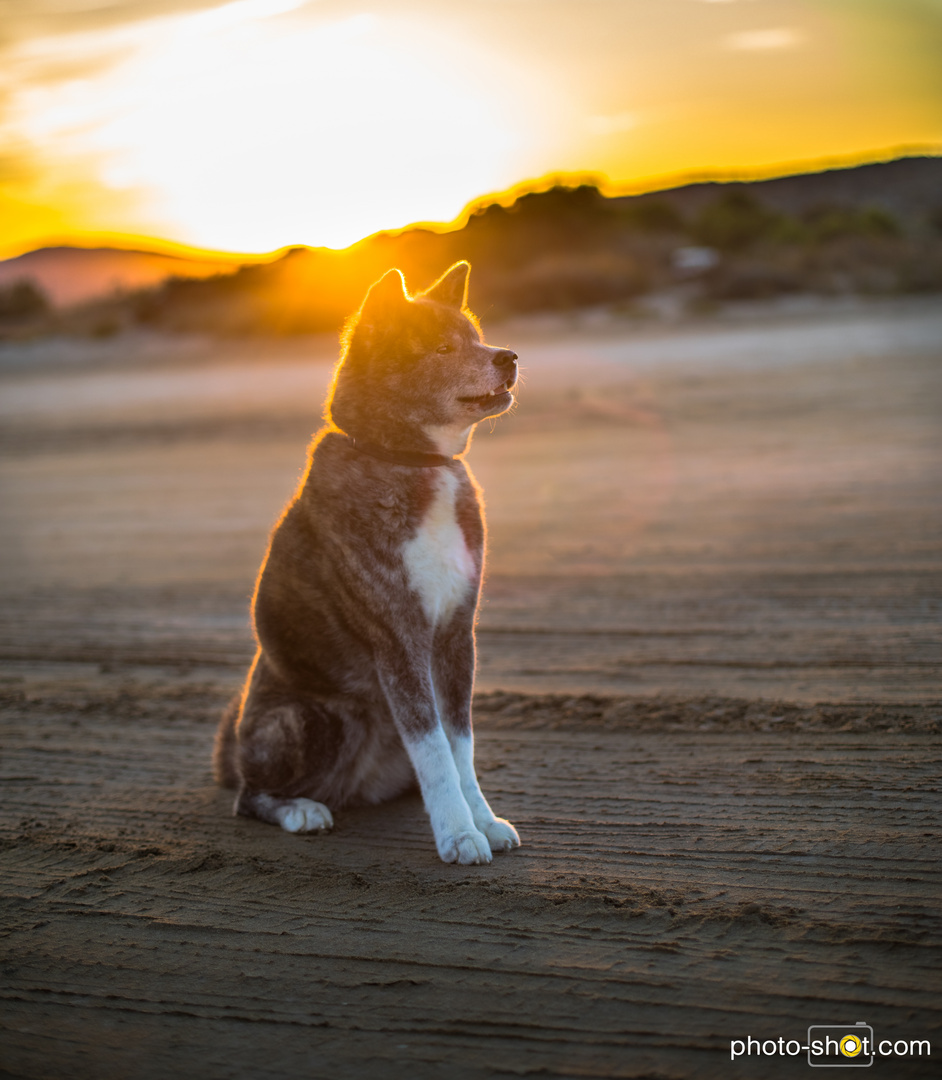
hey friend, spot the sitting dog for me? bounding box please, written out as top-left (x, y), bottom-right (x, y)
top-left (213, 261), bottom-right (520, 864)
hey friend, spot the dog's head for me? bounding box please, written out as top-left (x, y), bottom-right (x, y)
top-left (328, 262), bottom-right (517, 455)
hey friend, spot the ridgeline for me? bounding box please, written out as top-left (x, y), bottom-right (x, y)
top-left (2, 155), bottom-right (941, 339)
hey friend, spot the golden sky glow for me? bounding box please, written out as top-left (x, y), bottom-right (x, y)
top-left (1, 0), bottom-right (940, 259)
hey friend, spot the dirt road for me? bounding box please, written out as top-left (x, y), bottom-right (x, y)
top-left (1, 299), bottom-right (940, 1077)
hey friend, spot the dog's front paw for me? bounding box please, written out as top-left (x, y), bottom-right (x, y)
top-left (482, 817), bottom-right (520, 852)
top-left (438, 828), bottom-right (492, 865)
top-left (274, 798), bottom-right (333, 834)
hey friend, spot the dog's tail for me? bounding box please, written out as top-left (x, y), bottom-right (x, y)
top-left (212, 695), bottom-right (241, 789)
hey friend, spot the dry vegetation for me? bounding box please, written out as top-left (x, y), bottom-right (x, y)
top-left (2, 157), bottom-right (941, 341)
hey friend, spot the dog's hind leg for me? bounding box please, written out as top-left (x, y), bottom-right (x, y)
top-left (235, 789), bottom-right (333, 833)
top-left (212, 694), bottom-right (241, 789)
top-left (233, 684), bottom-right (340, 835)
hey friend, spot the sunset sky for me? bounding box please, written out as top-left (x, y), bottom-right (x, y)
top-left (1, 0), bottom-right (940, 259)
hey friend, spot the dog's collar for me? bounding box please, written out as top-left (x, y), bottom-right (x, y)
top-left (342, 433), bottom-right (455, 468)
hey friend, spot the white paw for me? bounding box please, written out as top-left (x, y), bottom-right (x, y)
top-left (481, 817), bottom-right (520, 852)
top-left (275, 798), bottom-right (333, 834)
top-left (438, 828), bottom-right (492, 865)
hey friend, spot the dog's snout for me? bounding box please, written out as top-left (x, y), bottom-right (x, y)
top-left (492, 349), bottom-right (518, 369)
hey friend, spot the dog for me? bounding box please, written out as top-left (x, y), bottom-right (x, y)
top-left (213, 261), bottom-right (520, 865)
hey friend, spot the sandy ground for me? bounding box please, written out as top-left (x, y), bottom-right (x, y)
top-left (1, 298), bottom-right (940, 1078)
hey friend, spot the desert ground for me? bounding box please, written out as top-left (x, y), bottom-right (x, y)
top-left (1, 297), bottom-right (940, 1078)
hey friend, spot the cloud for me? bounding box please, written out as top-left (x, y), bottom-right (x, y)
top-left (726, 28), bottom-right (801, 51)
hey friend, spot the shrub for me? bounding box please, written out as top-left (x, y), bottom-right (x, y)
top-left (495, 253), bottom-right (648, 312)
top-left (803, 204), bottom-right (900, 242)
top-left (0, 279), bottom-right (49, 322)
top-left (620, 198), bottom-right (686, 234)
top-left (692, 189), bottom-right (785, 251)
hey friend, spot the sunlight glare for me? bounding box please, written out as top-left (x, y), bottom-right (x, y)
top-left (7, 3), bottom-right (543, 253)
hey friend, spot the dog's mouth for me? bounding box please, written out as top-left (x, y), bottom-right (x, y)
top-left (457, 378), bottom-right (516, 408)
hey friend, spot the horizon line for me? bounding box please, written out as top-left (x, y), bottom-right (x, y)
top-left (4, 142), bottom-right (939, 265)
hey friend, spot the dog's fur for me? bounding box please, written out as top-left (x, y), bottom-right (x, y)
top-left (213, 261), bottom-right (520, 864)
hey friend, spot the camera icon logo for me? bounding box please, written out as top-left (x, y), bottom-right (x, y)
top-left (808, 1023), bottom-right (874, 1067)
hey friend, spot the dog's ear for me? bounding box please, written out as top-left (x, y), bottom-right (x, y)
top-left (360, 268), bottom-right (409, 321)
top-left (422, 261), bottom-right (470, 309)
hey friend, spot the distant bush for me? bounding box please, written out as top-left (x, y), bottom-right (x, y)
top-left (492, 253), bottom-right (648, 312)
top-left (802, 204), bottom-right (900, 242)
top-left (462, 183), bottom-right (613, 268)
top-left (619, 198), bottom-right (686, 234)
top-left (692, 189), bottom-right (786, 251)
top-left (505, 184), bottom-right (609, 226)
top-left (0, 279), bottom-right (49, 322)
top-left (89, 316), bottom-right (121, 339)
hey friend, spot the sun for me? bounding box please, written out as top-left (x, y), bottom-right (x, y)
top-left (7, 1), bottom-right (548, 254)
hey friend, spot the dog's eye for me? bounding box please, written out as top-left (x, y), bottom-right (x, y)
top-left (436, 344), bottom-right (452, 354)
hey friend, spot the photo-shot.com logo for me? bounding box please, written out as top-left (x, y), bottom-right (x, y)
top-left (731, 1021), bottom-right (931, 1066)
top-left (807, 1024), bottom-right (874, 1067)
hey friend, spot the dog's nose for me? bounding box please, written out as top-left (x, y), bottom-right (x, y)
top-left (492, 350), bottom-right (518, 369)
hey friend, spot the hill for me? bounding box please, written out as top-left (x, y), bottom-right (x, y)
top-left (1, 155), bottom-right (940, 338)
top-left (615, 155), bottom-right (942, 221)
top-left (0, 246), bottom-right (251, 308)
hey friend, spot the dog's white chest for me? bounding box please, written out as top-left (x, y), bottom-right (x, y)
top-left (402, 470), bottom-right (476, 626)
